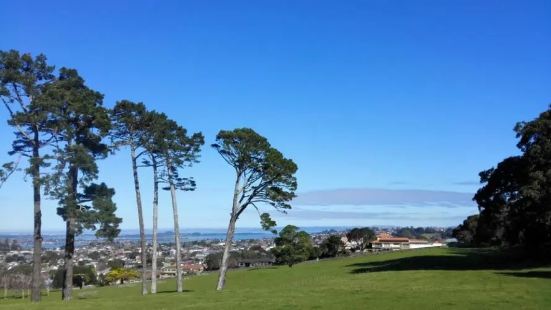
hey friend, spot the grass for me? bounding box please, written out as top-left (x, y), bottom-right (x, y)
top-left (1, 247), bottom-right (551, 309)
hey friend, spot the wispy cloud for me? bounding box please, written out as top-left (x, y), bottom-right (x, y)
top-left (452, 181), bottom-right (480, 186)
top-left (388, 181), bottom-right (409, 186)
top-left (288, 208), bottom-right (468, 221)
top-left (293, 188), bottom-right (474, 207)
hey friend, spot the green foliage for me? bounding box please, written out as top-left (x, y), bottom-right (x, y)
top-left (52, 266), bottom-right (98, 289)
top-left (141, 111), bottom-right (204, 191)
top-left (107, 259), bottom-right (125, 270)
top-left (84, 183), bottom-right (122, 240)
top-left (204, 252), bottom-right (239, 271)
top-left (0, 50), bottom-right (56, 173)
top-left (212, 128), bottom-right (298, 225)
top-left (453, 215), bottom-right (479, 245)
top-left (272, 225), bottom-right (314, 267)
top-left (40, 68), bottom-right (121, 239)
top-left (320, 235), bottom-right (344, 258)
top-left (461, 105), bottom-right (551, 252)
top-left (205, 249), bottom-right (274, 271)
top-left (260, 213), bottom-right (277, 234)
top-left (0, 50), bottom-right (57, 301)
top-left (0, 162), bottom-right (17, 189)
top-left (346, 227), bottom-right (376, 251)
top-left (110, 100), bottom-right (149, 150)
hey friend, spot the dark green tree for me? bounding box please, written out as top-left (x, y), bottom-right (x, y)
top-left (204, 252), bottom-right (239, 271)
top-left (0, 49), bottom-right (55, 302)
top-left (271, 225), bottom-right (313, 267)
top-left (464, 104), bottom-right (551, 253)
top-left (346, 227), bottom-right (376, 251)
top-left (107, 259), bottom-right (125, 269)
top-left (320, 235), bottom-right (344, 258)
top-left (452, 214), bottom-right (479, 245)
top-left (512, 105), bottom-right (551, 251)
top-left (52, 265), bottom-right (98, 289)
top-left (473, 156), bottom-right (528, 246)
top-left (212, 128), bottom-right (298, 290)
top-left (41, 68), bottom-right (121, 300)
top-left (110, 100), bottom-right (150, 295)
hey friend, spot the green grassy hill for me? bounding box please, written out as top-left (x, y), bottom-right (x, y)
top-left (2, 247), bottom-right (550, 309)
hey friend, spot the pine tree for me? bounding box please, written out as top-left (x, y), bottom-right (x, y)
top-left (155, 116), bottom-right (203, 293)
top-left (41, 68), bottom-right (121, 300)
top-left (0, 50), bottom-right (55, 302)
top-left (110, 100), bottom-right (150, 295)
top-left (212, 128), bottom-right (297, 290)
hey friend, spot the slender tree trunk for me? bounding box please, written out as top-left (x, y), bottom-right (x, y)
top-left (62, 216), bottom-right (76, 301)
top-left (216, 214), bottom-right (237, 291)
top-left (167, 159), bottom-right (183, 293)
top-left (62, 166), bottom-right (77, 301)
top-left (31, 129), bottom-right (42, 302)
top-left (151, 159), bottom-right (159, 294)
top-left (216, 175), bottom-right (241, 291)
top-left (3, 278), bottom-right (7, 299)
top-left (130, 147), bottom-right (148, 295)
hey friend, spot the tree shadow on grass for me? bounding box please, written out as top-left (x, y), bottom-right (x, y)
top-left (497, 271), bottom-right (551, 279)
top-left (347, 248), bottom-right (550, 275)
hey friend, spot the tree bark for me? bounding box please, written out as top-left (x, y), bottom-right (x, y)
top-left (151, 159), bottom-right (159, 294)
top-left (62, 216), bottom-right (76, 301)
top-left (62, 166), bottom-right (78, 301)
top-left (130, 147), bottom-right (148, 295)
top-left (31, 129), bottom-right (42, 302)
top-left (167, 159), bottom-right (183, 293)
top-left (216, 175), bottom-right (241, 291)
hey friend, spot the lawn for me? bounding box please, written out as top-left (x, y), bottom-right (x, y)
top-left (1, 247), bottom-right (550, 309)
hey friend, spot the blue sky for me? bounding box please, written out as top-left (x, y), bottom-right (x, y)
top-left (0, 0), bottom-right (550, 231)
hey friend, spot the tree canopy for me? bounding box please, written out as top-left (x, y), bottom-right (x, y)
top-left (212, 128), bottom-right (298, 225)
top-left (320, 235), bottom-right (344, 258)
top-left (346, 227), bottom-right (376, 251)
top-left (456, 105), bottom-right (551, 253)
top-left (213, 128), bottom-right (298, 290)
top-left (272, 225), bottom-right (314, 267)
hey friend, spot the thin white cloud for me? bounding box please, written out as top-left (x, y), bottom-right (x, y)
top-left (293, 188), bottom-right (474, 207)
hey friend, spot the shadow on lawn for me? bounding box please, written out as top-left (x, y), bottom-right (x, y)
top-left (498, 271), bottom-right (551, 279)
top-left (347, 248), bottom-right (551, 279)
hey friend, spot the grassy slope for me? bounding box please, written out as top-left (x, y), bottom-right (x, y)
top-left (1, 247), bottom-right (550, 309)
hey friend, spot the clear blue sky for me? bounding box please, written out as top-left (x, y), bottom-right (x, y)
top-left (0, 0), bottom-right (550, 231)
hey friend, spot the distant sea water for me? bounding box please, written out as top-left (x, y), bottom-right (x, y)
top-left (0, 226), bottom-right (356, 250)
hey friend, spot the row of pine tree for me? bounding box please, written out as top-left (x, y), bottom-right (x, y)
top-left (0, 50), bottom-right (298, 302)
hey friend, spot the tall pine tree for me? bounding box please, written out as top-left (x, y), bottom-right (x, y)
top-left (110, 100), bottom-right (150, 295)
top-left (41, 68), bottom-right (121, 300)
top-left (0, 50), bottom-right (55, 302)
top-left (156, 117), bottom-right (203, 293)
